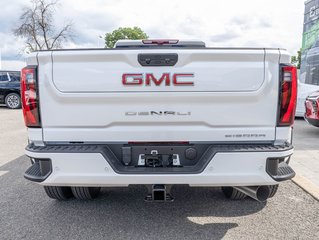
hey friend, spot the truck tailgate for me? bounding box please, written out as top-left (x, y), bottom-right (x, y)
top-left (37, 49), bottom-right (281, 142)
top-left (52, 50), bottom-right (264, 92)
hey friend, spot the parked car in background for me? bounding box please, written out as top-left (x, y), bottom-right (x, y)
top-left (0, 70), bottom-right (21, 109)
top-left (296, 79), bottom-right (319, 117)
top-left (305, 91), bottom-right (319, 127)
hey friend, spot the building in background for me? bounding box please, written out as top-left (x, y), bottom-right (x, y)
top-left (297, 0), bottom-right (319, 116)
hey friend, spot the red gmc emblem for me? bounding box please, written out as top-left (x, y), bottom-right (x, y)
top-left (122, 73), bottom-right (194, 86)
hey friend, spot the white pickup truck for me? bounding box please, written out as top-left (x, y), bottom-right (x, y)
top-left (22, 40), bottom-right (297, 202)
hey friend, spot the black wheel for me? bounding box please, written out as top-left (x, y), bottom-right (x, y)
top-left (44, 186), bottom-right (73, 200)
top-left (5, 93), bottom-right (21, 109)
top-left (222, 187), bottom-right (246, 200)
top-left (268, 185), bottom-right (279, 198)
top-left (71, 187), bottom-right (101, 200)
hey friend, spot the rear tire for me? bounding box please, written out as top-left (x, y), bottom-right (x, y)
top-left (221, 187), bottom-right (246, 200)
top-left (5, 93), bottom-right (21, 109)
top-left (268, 184), bottom-right (279, 198)
top-left (71, 187), bottom-right (101, 200)
top-left (44, 186), bottom-right (73, 200)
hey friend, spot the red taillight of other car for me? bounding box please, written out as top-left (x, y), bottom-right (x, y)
top-left (21, 66), bottom-right (41, 127)
top-left (278, 65), bottom-right (297, 126)
top-left (305, 92), bottom-right (319, 119)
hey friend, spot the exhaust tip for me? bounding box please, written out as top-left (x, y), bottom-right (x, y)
top-left (234, 186), bottom-right (271, 202)
top-left (256, 186), bottom-right (270, 202)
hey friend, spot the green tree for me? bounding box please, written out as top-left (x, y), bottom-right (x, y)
top-left (104, 27), bottom-right (148, 48)
top-left (291, 49), bottom-right (301, 69)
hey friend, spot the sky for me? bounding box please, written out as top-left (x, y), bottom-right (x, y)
top-left (0, 0), bottom-right (305, 70)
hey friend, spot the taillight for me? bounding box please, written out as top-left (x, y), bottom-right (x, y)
top-left (278, 65), bottom-right (297, 126)
top-left (305, 100), bottom-right (313, 117)
top-left (21, 66), bottom-right (41, 127)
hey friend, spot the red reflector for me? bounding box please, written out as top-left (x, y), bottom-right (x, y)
top-left (278, 65), bottom-right (297, 126)
top-left (21, 66), bottom-right (41, 127)
top-left (142, 39), bottom-right (179, 45)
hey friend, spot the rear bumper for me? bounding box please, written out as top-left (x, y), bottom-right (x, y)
top-left (24, 143), bottom-right (295, 187)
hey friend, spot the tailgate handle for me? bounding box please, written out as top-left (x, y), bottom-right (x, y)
top-left (138, 54), bottom-right (178, 66)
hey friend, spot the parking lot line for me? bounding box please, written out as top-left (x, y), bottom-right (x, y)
top-left (293, 174), bottom-right (319, 201)
top-left (0, 171), bottom-right (9, 177)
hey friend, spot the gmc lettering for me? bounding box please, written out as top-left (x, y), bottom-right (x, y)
top-left (122, 73), bottom-right (194, 86)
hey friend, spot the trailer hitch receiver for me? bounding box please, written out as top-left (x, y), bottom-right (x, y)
top-left (144, 184), bottom-right (174, 202)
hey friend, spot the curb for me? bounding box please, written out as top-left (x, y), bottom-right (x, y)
top-left (292, 174), bottom-right (319, 201)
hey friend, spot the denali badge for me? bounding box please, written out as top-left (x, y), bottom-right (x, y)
top-left (122, 73), bottom-right (194, 86)
top-left (125, 111), bottom-right (191, 116)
